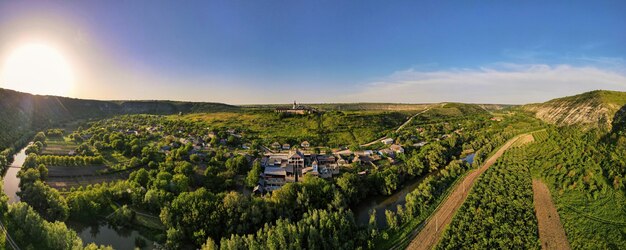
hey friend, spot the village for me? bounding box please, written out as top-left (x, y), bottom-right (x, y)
top-left (256, 137), bottom-right (407, 193)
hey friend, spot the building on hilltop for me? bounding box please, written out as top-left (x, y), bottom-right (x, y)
top-left (275, 101), bottom-right (317, 115)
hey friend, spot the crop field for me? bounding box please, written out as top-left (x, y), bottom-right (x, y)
top-left (532, 130), bottom-right (549, 142)
top-left (47, 165), bottom-right (107, 177)
top-left (511, 134), bottom-right (535, 147)
top-left (42, 137), bottom-right (77, 155)
top-left (46, 170), bottom-right (131, 190)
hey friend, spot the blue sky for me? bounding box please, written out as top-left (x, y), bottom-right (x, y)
top-left (0, 1), bottom-right (625, 104)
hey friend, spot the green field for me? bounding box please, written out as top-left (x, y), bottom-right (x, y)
top-left (180, 110), bottom-right (417, 147)
top-left (42, 137), bottom-right (77, 155)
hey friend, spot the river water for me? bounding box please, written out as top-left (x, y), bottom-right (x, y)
top-left (2, 146), bottom-right (156, 249)
top-left (68, 221), bottom-right (156, 250)
top-left (353, 173), bottom-right (434, 228)
top-left (3, 146), bottom-right (27, 203)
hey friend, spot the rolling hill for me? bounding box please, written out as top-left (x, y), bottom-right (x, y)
top-left (0, 88), bottom-right (239, 150)
top-left (523, 90), bottom-right (626, 129)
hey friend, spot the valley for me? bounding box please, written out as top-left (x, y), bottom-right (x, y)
top-left (0, 89), bottom-right (625, 250)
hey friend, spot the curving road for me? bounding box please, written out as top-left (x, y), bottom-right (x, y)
top-left (406, 132), bottom-right (531, 250)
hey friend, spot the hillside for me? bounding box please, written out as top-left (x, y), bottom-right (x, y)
top-left (243, 103), bottom-right (432, 111)
top-left (523, 90), bottom-right (626, 129)
top-left (0, 88), bottom-right (239, 150)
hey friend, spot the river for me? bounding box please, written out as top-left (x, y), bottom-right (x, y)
top-left (353, 173), bottom-right (434, 228)
top-left (3, 146), bottom-right (27, 203)
top-left (2, 146), bottom-right (157, 249)
top-left (68, 221), bottom-right (156, 250)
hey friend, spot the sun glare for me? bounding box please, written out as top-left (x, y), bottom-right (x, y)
top-left (1, 43), bottom-right (74, 96)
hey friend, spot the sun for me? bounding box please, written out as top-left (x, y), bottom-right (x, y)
top-left (1, 43), bottom-right (74, 96)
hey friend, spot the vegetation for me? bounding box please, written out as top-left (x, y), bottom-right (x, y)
top-left (2, 89), bottom-right (626, 249)
top-left (183, 109), bottom-right (412, 147)
top-left (520, 128), bottom-right (626, 249)
top-left (436, 150), bottom-right (540, 249)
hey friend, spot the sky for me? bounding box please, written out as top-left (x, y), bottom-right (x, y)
top-left (0, 0), bottom-right (625, 104)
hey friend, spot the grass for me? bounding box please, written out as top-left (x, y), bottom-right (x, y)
top-left (179, 110), bottom-right (416, 147)
top-left (135, 213), bottom-right (165, 230)
top-left (553, 188), bottom-right (626, 249)
top-left (101, 150), bottom-right (131, 169)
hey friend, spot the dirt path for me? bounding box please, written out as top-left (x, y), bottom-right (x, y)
top-left (406, 133), bottom-right (527, 250)
top-left (532, 180), bottom-right (571, 250)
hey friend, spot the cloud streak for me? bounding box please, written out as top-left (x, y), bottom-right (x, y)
top-left (340, 64), bottom-right (626, 104)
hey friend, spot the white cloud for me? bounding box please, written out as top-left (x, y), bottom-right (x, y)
top-left (339, 64), bottom-right (626, 104)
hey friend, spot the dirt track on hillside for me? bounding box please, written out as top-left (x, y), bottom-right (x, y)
top-left (532, 179), bottom-right (571, 250)
top-left (406, 133), bottom-right (526, 250)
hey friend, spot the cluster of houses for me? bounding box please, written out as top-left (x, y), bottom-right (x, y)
top-left (257, 150), bottom-right (342, 193)
top-left (271, 140), bottom-right (310, 151)
top-left (159, 128), bottom-right (244, 154)
top-left (255, 139), bottom-right (407, 193)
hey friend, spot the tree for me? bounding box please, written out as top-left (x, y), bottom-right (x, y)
top-left (161, 188), bottom-right (223, 246)
top-left (190, 154), bottom-right (201, 163)
top-left (201, 237), bottom-right (218, 250)
top-left (245, 161), bottom-right (262, 188)
top-left (33, 132), bottom-right (46, 143)
top-left (385, 209), bottom-right (398, 231)
top-left (130, 168), bottom-right (150, 187)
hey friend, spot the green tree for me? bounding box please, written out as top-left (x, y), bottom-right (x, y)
top-left (245, 161), bottom-right (262, 188)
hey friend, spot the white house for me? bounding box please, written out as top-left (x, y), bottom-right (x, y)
top-left (390, 144), bottom-right (405, 154)
top-left (381, 138), bottom-right (394, 145)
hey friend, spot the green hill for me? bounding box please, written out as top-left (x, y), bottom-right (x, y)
top-left (523, 90), bottom-right (626, 129)
top-left (0, 88), bottom-right (239, 150)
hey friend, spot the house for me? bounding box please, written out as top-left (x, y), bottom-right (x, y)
top-left (302, 161), bottom-right (333, 179)
top-left (242, 144), bottom-right (251, 150)
top-left (301, 141), bottom-right (310, 148)
top-left (357, 150), bottom-right (374, 156)
top-left (286, 150), bottom-right (305, 181)
top-left (390, 144), bottom-right (405, 154)
top-left (378, 148), bottom-right (395, 157)
top-left (381, 138), bottom-right (394, 145)
top-left (413, 141), bottom-right (427, 147)
top-left (336, 156), bottom-right (349, 166)
top-left (282, 143), bottom-right (291, 150)
top-left (353, 154), bottom-right (372, 164)
top-left (490, 117), bottom-right (503, 122)
top-left (263, 167), bottom-right (287, 192)
top-left (370, 154), bottom-right (382, 161)
top-left (271, 142), bottom-right (281, 149)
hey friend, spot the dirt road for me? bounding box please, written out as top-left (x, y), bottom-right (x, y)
top-left (532, 179), bottom-right (571, 250)
top-left (406, 133), bottom-right (527, 250)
